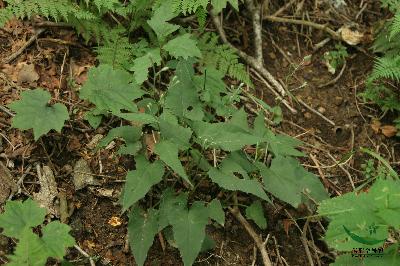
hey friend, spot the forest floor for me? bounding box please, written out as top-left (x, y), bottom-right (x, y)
top-left (0, 1), bottom-right (399, 265)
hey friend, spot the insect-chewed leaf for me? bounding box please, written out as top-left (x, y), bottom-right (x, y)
top-left (164, 33), bottom-right (202, 59)
top-left (0, 199), bottom-right (46, 238)
top-left (79, 64), bottom-right (144, 113)
top-left (245, 201), bottom-right (267, 229)
top-left (258, 156), bottom-right (328, 208)
top-left (121, 156), bottom-right (164, 211)
top-left (8, 89), bottom-right (69, 140)
top-left (128, 207), bottom-right (160, 266)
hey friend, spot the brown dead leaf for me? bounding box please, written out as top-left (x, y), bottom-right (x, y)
top-left (370, 119), bottom-right (381, 134)
top-left (144, 132), bottom-right (160, 158)
top-left (17, 63), bottom-right (39, 85)
top-left (340, 25), bottom-right (364, 46)
top-left (381, 125), bottom-right (397, 138)
top-left (282, 219), bottom-right (295, 236)
top-left (33, 165), bottom-right (58, 215)
top-left (71, 62), bottom-right (91, 85)
top-left (0, 162), bottom-right (17, 204)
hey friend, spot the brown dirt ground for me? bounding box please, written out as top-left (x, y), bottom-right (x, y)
top-left (0, 1), bottom-right (399, 266)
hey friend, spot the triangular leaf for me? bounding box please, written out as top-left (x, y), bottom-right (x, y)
top-left (258, 156), bottom-right (328, 208)
top-left (128, 207), bottom-right (160, 266)
top-left (170, 201), bottom-right (209, 266)
top-left (131, 48), bottom-right (162, 84)
top-left (207, 199), bottom-right (225, 226)
top-left (147, 2), bottom-right (179, 41)
top-left (154, 140), bottom-right (192, 186)
top-left (97, 125), bottom-right (143, 155)
top-left (246, 201), bottom-right (267, 229)
top-left (8, 89), bottom-right (69, 140)
top-left (121, 156), bottom-right (164, 211)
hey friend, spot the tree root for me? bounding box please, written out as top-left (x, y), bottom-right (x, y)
top-left (229, 207), bottom-right (273, 266)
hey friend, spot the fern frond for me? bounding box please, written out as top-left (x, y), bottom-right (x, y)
top-left (198, 32), bottom-right (252, 86)
top-left (370, 56), bottom-right (400, 82)
top-left (390, 12), bottom-right (400, 38)
top-left (173, 0), bottom-right (209, 15)
top-left (2, 0), bottom-right (94, 22)
top-left (381, 0), bottom-right (400, 12)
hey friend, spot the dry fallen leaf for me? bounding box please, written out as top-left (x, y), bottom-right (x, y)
top-left (340, 25), bottom-right (364, 46)
top-left (33, 165), bottom-right (58, 215)
top-left (370, 119), bottom-right (381, 134)
top-left (282, 219), bottom-right (295, 236)
top-left (381, 125), bottom-right (397, 138)
top-left (17, 63), bottom-right (39, 85)
top-left (108, 216), bottom-right (122, 227)
top-left (0, 161), bottom-right (17, 204)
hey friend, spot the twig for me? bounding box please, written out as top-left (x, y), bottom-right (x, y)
top-left (1, 28), bottom-right (45, 64)
top-left (327, 152), bottom-right (355, 190)
top-left (74, 244), bottom-right (96, 266)
top-left (263, 15), bottom-right (341, 40)
top-left (296, 98), bottom-right (336, 126)
top-left (228, 207), bottom-right (272, 266)
top-left (250, 69), bottom-right (297, 114)
top-left (301, 218), bottom-right (315, 266)
top-left (245, 0), bottom-right (263, 65)
top-left (272, 0), bottom-right (298, 17)
top-left (317, 61), bottom-right (347, 88)
top-left (0, 105), bottom-right (15, 117)
top-left (210, 10), bottom-right (296, 113)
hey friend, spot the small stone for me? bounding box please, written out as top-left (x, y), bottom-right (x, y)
top-left (304, 112), bottom-right (312, 119)
top-left (318, 106), bottom-right (326, 114)
top-left (269, 52), bottom-right (276, 60)
top-left (334, 96), bottom-right (343, 106)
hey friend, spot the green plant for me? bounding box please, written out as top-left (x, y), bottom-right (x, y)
top-left (0, 199), bottom-right (75, 265)
top-left (323, 43), bottom-right (348, 74)
top-left (317, 149), bottom-right (400, 265)
top-left (3, 1), bottom-right (331, 265)
top-left (362, 0), bottom-right (400, 128)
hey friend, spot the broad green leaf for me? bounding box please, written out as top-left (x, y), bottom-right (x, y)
top-left (190, 149), bottom-right (212, 171)
top-left (7, 228), bottom-right (45, 266)
top-left (41, 221), bottom-right (75, 259)
top-left (121, 156), bottom-right (164, 211)
top-left (131, 48), bottom-right (161, 84)
top-left (207, 199), bottom-right (225, 226)
top-left (246, 201), bottom-right (267, 229)
top-left (158, 189), bottom-right (188, 230)
top-left (164, 34), bottom-right (202, 59)
top-left (192, 121), bottom-right (264, 151)
top-left (318, 179), bottom-right (400, 251)
top-left (116, 112), bottom-right (158, 124)
top-left (253, 114), bottom-right (304, 157)
top-left (0, 199), bottom-right (46, 238)
top-left (8, 89), bottom-right (69, 140)
top-left (200, 234), bottom-right (216, 252)
top-left (211, 0), bottom-right (239, 14)
top-left (208, 167), bottom-right (270, 202)
top-left (258, 156), bottom-right (328, 208)
top-left (79, 65), bottom-right (144, 113)
top-left (228, 108), bottom-right (251, 132)
top-left (159, 112), bottom-right (192, 149)
top-left (169, 201), bottom-right (209, 266)
top-left (128, 208), bottom-right (160, 266)
top-left (164, 60), bottom-right (204, 121)
top-left (147, 2), bottom-right (179, 41)
top-left (98, 126), bottom-right (143, 155)
top-left (154, 140), bottom-right (192, 186)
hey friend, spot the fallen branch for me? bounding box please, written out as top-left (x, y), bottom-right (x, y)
top-left (263, 15), bottom-right (341, 40)
top-left (211, 9), bottom-right (297, 114)
top-left (296, 98), bottom-right (336, 126)
top-left (228, 207), bottom-right (272, 266)
top-left (245, 0), bottom-right (263, 64)
top-left (317, 61), bottom-right (347, 88)
top-left (1, 28), bottom-right (45, 65)
top-left (272, 0), bottom-right (298, 17)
